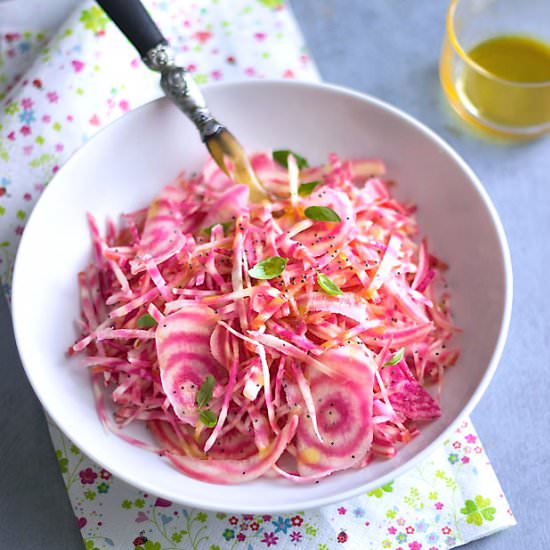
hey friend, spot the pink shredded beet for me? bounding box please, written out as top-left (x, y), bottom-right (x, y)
top-left (72, 151), bottom-right (459, 484)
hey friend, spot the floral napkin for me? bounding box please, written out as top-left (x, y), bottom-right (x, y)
top-left (0, 1), bottom-right (515, 548)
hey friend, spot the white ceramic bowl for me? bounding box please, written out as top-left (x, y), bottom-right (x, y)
top-left (12, 80), bottom-right (512, 512)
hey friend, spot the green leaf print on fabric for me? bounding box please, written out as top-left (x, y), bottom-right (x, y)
top-left (460, 495), bottom-right (497, 526)
top-left (257, 0), bottom-right (285, 8)
top-left (55, 450), bottom-right (68, 473)
top-left (305, 523), bottom-right (317, 536)
top-left (79, 6), bottom-right (110, 34)
top-left (367, 481), bottom-right (394, 498)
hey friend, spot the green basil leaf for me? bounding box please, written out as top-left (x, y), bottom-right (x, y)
top-left (248, 256), bottom-right (288, 280)
top-left (202, 221), bottom-right (232, 238)
top-left (199, 409), bottom-right (218, 428)
top-left (304, 206), bottom-right (341, 222)
top-left (298, 180), bottom-right (323, 197)
top-left (196, 375), bottom-right (215, 408)
top-left (136, 313), bottom-right (157, 329)
top-left (317, 273), bottom-right (343, 296)
top-left (272, 149), bottom-right (309, 170)
top-left (383, 348), bottom-right (405, 367)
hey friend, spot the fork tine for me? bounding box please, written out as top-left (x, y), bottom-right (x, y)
top-left (205, 129), bottom-right (267, 203)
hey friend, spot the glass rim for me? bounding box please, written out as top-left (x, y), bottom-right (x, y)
top-left (447, 0), bottom-right (550, 89)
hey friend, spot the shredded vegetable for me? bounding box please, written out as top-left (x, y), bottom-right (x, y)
top-left (72, 151), bottom-right (459, 484)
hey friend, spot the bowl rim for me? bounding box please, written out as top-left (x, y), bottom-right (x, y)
top-left (11, 78), bottom-right (513, 513)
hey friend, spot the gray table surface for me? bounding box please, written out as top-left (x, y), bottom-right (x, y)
top-left (1, 1), bottom-right (549, 548)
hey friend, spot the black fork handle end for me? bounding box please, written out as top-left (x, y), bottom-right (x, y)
top-left (96, 0), bottom-right (166, 58)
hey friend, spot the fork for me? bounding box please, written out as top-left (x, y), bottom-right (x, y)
top-left (96, 0), bottom-right (267, 202)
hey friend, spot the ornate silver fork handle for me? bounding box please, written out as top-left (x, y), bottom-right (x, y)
top-left (143, 43), bottom-right (225, 142)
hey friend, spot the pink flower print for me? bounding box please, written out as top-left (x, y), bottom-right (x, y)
top-left (71, 60), bottom-right (85, 72)
top-left (229, 516), bottom-right (238, 525)
top-left (240, 522), bottom-right (249, 531)
top-left (250, 522), bottom-right (260, 531)
top-left (20, 125), bottom-right (31, 136)
top-left (243, 514), bottom-right (254, 521)
top-left (42, 115), bottom-right (51, 123)
top-left (34, 183), bottom-right (45, 192)
top-left (452, 441), bottom-right (461, 449)
top-left (262, 515), bottom-right (272, 521)
top-left (226, 55), bottom-right (236, 64)
top-left (119, 100), bottom-right (130, 112)
top-left (290, 531), bottom-right (302, 542)
top-left (77, 516), bottom-right (87, 529)
top-left (388, 527), bottom-right (397, 535)
top-left (5, 32), bottom-right (21, 42)
top-left (245, 67), bottom-right (256, 76)
top-left (23, 193), bottom-right (32, 201)
top-left (67, 114), bottom-right (74, 122)
top-left (474, 446), bottom-right (482, 454)
top-left (186, 63), bottom-right (197, 73)
top-left (52, 165), bottom-right (59, 174)
top-left (23, 145), bottom-right (33, 155)
top-left (465, 434), bottom-right (477, 444)
top-left (46, 91), bottom-right (59, 103)
top-left (21, 98), bottom-right (33, 109)
top-left (79, 467), bottom-right (97, 484)
top-left (183, 20), bottom-right (191, 28)
top-left (107, 98), bottom-right (115, 109)
top-left (254, 32), bottom-right (266, 41)
top-left (211, 70), bottom-right (222, 80)
top-left (435, 502), bottom-right (444, 510)
top-left (461, 456), bottom-right (470, 464)
top-left (442, 526), bottom-right (451, 535)
top-left (290, 515), bottom-right (303, 526)
top-left (194, 31), bottom-right (212, 44)
top-left (261, 532), bottom-right (279, 547)
top-left (408, 543), bottom-right (422, 550)
top-left (337, 506), bottom-right (347, 515)
top-left (55, 143), bottom-right (64, 152)
top-left (283, 69), bottom-right (295, 78)
top-left (89, 114), bottom-right (101, 126)
top-left (32, 79), bottom-right (42, 89)
top-left (406, 526), bottom-right (415, 534)
top-left (131, 58), bottom-right (140, 68)
top-left (7, 131), bottom-right (16, 141)
top-left (237, 533), bottom-right (246, 541)
top-left (100, 468), bottom-right (111, 480)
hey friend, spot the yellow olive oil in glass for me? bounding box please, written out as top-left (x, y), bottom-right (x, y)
top-left (458, 34), bottom-right (550, 128)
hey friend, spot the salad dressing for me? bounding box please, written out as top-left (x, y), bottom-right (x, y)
top-left (458, 34), bottom-right (550, 128)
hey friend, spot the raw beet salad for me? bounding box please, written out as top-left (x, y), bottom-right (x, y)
top-left (71, 151), bottom-right (459, 484)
